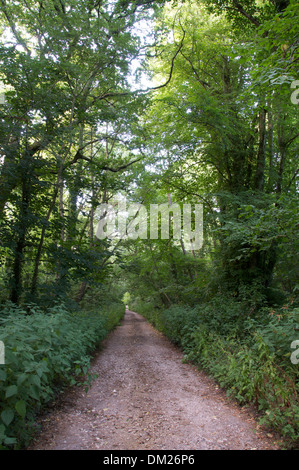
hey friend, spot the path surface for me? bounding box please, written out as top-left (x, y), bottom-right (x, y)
top-left (28, 310), bottom-right (280, 450)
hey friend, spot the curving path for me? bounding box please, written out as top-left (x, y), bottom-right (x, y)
top-left (28, 310), bottom-right (281, 450)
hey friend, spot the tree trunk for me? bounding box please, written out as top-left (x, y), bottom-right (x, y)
top-left (267, 103), bottom-right (274, 191)
top-left (75, 280), bottom-right (89, 303)
top-left (9, 158), bottom-right (31, 304)
top-left (0, 153), bottom-right (19, 219)
top-left (254, 107), bottom-right (267, 191)
top-left (30, 183), bottom-right (59, 296)
top-left (276, 117), bottom-right (287, 194)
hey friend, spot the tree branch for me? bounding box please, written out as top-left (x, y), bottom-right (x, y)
top-left (0, 0), bottom-right (31, 54)
top-left (65, 149), bottom-right (143, 173)
top-left (89, 29), bottom-right (186, 102)
top-left (224, 1), bottom-right (261, 27)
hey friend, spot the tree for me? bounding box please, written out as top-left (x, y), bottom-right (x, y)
top-left (0, 0), bottom-right (158, 304)
top-left (136, 0), bottom-right (299, 301)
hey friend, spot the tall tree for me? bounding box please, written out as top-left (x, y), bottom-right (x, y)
top-left (0, 0), bottom-right (158, 303)
top-left (141, 0), bottom-right (298, 299)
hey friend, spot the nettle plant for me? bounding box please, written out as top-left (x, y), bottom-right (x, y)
top-left (0, 301), bottom-right (124, 448)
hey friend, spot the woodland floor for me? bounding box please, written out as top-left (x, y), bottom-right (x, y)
top-left (28, 310), bottom-right (282, 451)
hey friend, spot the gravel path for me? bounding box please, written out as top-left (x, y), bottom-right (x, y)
top-left (28, 310), bottom-right (281, 450)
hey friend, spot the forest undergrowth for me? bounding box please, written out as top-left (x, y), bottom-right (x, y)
top-left (133, 295), bottom-right (299, 449)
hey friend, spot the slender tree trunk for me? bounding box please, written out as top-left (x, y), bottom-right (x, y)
top-left (75, 127), bottom-right (95, 304)
top-left (10, 231), bottom-right (26, 304)
top-left (254, 107), bottom-right (267, 191)
top-left (180, 238), bottom-right (195, 281)
top-left (149, 242), bottom-right (172, 306)
top-left (9, 154), bottom-right (31, 304)
top-left (75, 280), bottom-right (89, 303)
top-left (276, 117), bottom-right (287, 194)
top-left (0, 152), bottom-right (19, 219)
top-left (58, 168), bottom-right (65, 242)
top-left (30, 181), bottom-right (59, 296)
top-left (267, 100), bottom-right (274, 191)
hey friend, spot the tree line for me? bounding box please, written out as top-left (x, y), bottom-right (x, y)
top-left (0, 0), bottom-right (298, 310)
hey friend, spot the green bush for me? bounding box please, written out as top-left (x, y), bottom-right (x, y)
top-left (246, 306), bottom-right (299, 369)
top-left (131, 298), bottom-right (164, 330)
top-left (159, 305), bottom-right (199, 345)
top-left (137, 299), bottom-right (299, 447)
top-left (0, 301), bottom-right (124, 449)
top-left (184, 327), bottom-right (298, 444)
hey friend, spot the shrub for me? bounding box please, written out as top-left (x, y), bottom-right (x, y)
top-left (0, 301), bottom-right (124, 449)
top-left (159, 305), bottom-right (199, 345)
top-left (137, 299), bottom-right (299, 447)
top-left (184, 327), bottom-right (298, 445)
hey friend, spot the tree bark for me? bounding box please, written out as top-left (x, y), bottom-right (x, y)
top-left (254, 108), bottom-right (267, 191)
top-left (9, 155), bottom-right (31, 304)
top-left (75, 280), bottom-right (89, 303)
top-left (30, 182), bottom-right (59, 296)
top-left (276, 117), bottom-right (287, 194)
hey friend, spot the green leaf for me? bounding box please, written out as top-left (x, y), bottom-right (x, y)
top-left (28, 384), bottom-right (40, 401)
top-left (0, 424), bottom-right (6, 438)
top-left (5, 385), bottom-right (18, 398)
top-left (4, 437), bottom-right (17, 445)
top-left (15, 400), bottom-right (26, 418)
top-left (1, 409), bottom-right (14, 426)
top-left (17, 373), bottom-right (28, 386)
top-left (0, 370), bottom-right (7, 381)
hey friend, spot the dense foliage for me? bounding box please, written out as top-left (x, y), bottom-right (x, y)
top-left (0, 300), bottom-right (124, 449)
top-left (134, 299), bottom-right (299, 445)
top-left (0, 0), bottom-right (298, 449)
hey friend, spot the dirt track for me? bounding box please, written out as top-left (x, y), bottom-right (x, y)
top-left (28, 310), bottom-right (281, 450)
